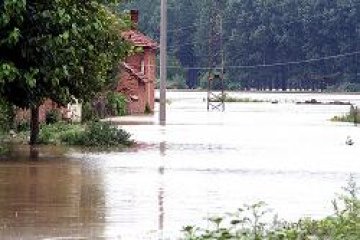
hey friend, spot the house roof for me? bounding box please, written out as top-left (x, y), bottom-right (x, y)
top-left (121, 30), bottom-right (158, 49)
top-left (121, 62), bottom-right (149, 83)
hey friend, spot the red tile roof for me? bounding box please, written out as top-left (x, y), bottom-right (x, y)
top-left (121, 30), bottom-right (158, 49)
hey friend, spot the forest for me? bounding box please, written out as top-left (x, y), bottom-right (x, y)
top-left (123, 0), bottom-right (360, 91)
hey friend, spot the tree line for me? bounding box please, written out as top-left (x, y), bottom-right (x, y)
top-left (123, 0), bottom-right (360, 91)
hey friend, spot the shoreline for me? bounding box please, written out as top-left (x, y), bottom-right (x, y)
top-left (160, 89), bottom-right (360, 95)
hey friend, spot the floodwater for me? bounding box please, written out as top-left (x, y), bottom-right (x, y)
top-left (1, 91), bottom-right (360, 239)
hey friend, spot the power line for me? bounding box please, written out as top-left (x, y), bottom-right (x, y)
top-left (130, 50), bottom-right (360, 70)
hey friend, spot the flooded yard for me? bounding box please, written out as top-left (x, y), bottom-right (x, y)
top-left (1, 91), bottom-right (360, 239)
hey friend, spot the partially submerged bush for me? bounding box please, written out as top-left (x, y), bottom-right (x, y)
top-left (38, 121), bottom-right (133, 147)
top-left (332, 105), bottom-right (360, 124)
top-left (182, 177), bottom-right (360, 240)
top-left (64, 121), bottom-right (133, 147)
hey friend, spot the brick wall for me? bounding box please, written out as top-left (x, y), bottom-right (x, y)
top-left (116, 47), bottom-right (156, 114)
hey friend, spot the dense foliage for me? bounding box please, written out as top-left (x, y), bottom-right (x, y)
top-left (82, 92), bottom-right (127, 122)
top-left (182, 178), bottom-right (360, 240)
top-left (0, 0), bottom-right (130, 144)
top-left (39, 121), bottom-right (133, 147)
top-left (124, 0), bottom-right (360, 91)
top-left (0, 98), bottom-right (14, 133)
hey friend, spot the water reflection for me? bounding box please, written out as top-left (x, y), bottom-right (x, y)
top-left (0, 146), bottom-right (106, 239)
top-left (158, 141), bottom-right (166, 236)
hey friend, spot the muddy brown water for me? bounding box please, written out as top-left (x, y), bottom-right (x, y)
top-left (1, 92), bottom-right (360, 239)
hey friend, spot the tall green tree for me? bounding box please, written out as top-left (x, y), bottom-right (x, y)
top-left (0, 0), bottom-right (130, 144)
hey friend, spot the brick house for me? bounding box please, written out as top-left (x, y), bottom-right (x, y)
top-left (116, 10), bottom-right (158, 114)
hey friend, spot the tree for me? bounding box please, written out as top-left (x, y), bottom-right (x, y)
top-left (0, 0), bottom-right (130, 144)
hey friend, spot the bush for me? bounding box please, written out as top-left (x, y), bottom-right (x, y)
top-left (38, 122), bottom-right (83, 145)
top-left (0, 99), bottom-right (14, 133)
top-left (38, 121), bottom-right (133, 147)
top-left (45, 109), bottom-right (61, 124)
top-left (82, 102), bottom-right (99, 122)
top-left (106, 92), bottom-right (127, 116)
top-left (82, 92), bottom-right (128, 122)
top-left (76, 121), bottom-right (133, 147)
top-left (0, 145), bottom-right (7, 155)
top-left (16, 120), bottom-right (30, 132)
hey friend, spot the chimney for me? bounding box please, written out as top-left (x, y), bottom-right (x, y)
top-left (130, 10), bottom-right (139, 30)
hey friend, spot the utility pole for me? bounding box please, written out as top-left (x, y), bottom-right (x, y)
top-left (207, 0), bottom-right (225, 111)
top-left (159, 0), bottom-right (167, 125)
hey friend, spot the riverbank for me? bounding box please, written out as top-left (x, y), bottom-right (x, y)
top-left (163, 89), bottom-right (360, 95)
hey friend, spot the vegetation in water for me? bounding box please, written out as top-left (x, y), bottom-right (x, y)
top-left (332, 105), bottom-right (360, 124)
top-left (182, 177), bottom-right (360, 240)
top-left (213, 94), bottom-right (267, 103)
top-left (38, 121), bottom-right (134, 147)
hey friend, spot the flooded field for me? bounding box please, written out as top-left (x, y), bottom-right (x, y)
top-left (1, 91), bottom-right (360, 239)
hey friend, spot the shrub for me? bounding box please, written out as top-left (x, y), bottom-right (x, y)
top-left (107, 92), bottom-right (127, 116)
top-left (0, 145), bottom-right (8, 156)
top-left (38, 121), bottom-right (133, 147)
top-left (16, 120), bottom-right (30, 132)
top-left (77, 121), bottom-right (133, 147)
top-left (38, 122), bottom-right (83, 145)
top-left (45, 109), bottom-right (62, 124)
top-left (0, 99), bottom-right (14, 133)
top-left (82, 102), bottom-right (98, 122)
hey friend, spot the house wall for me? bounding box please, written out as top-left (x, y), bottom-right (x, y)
top-left (144, 49), bottom-right (156, 111)
top-left (126, 53), bottom-right (144, 73)
top-left (15, 100), bottom-right (80, 124)
top-left (117, 47), bottom-right (156, 114)
top-left (117, 70), bottom-right (145, 114)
